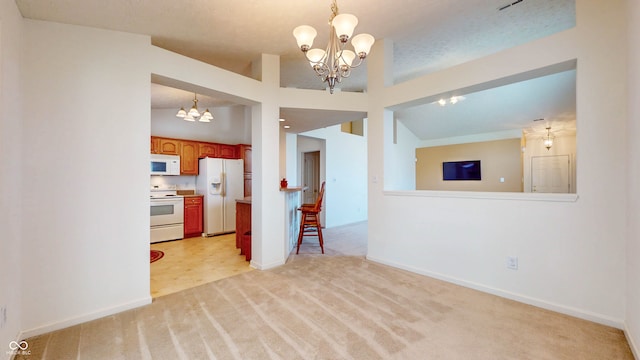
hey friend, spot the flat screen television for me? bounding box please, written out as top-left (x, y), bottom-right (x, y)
top-left (443, 160), bottom-right (481, 181)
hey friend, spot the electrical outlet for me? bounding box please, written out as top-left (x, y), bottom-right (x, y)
top-left (506, 256), bottom-right (518, 270)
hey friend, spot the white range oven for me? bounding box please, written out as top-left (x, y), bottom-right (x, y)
top-left (150, 187), bottom-right (184, 243)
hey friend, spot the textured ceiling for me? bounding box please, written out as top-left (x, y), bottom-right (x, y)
top-left (16, 0), bottom-right (576, 137)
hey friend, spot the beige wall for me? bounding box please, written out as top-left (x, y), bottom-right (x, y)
top-left (416, 138), bottom-right (522, 192)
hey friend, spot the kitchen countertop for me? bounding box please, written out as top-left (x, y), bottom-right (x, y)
top-left (236, 196), bottom-right (251, 204)
top-left (279, 186), bottom-right (307, 192)
top-left (176, 190), bottom-right (202, 197)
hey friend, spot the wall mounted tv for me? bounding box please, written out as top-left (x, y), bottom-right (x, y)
top-left (442, 160), bottom-right (482, 181)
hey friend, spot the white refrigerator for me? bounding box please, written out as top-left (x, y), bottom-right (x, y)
top-left (196, 158), bottom-right (244, 236)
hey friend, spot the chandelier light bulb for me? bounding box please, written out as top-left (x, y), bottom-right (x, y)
top-left (176, 107), bottom-right (187, 118)
top-left (293, 25), bottom-right (317, 51)
top-left (338, 50), bottom-right (356, 68)
top-left (201, 109), bottom-right (213, 120)
top-left (438, 99), bottom-right (447, 106)
top-left (188, 106), bottom-right (200, 118)
top-left (332, 14), bottom-right (358, 41)
top-left (351, 33), bottom-right (375, 57)
top-left (307, 48), bottom-right (326, 67)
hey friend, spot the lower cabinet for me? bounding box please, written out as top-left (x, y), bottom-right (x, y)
top-left (184, 196), bottom-right (203, 238)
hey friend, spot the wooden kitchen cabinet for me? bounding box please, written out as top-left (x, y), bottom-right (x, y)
top-left (218, 144), bottom-right (238, 159)
top-left (150, 137), bottom-right (159, 153)
top-left (198, 142), bottom-right (219, 158)
top-left (157, 138), bottom-right (180, 155)
top-left (239, 144), bottom-right (252, 197)
top-left (244, 173), bottom-right (252, 197)
top-left (184, 196), bottom-right (203, 238)
top-left (150, 137), bottom-right (244, 176)
top-left (180, 141), bottom-right (199, 175)
top-left (240, 144), bottom-right (252, 173)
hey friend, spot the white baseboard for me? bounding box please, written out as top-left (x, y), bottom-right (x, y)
top-left (250, 259), bottom-right (285, 270)
top-left (18, 296), bottom-right (152, 340)
top-left (625, 324), bottom-right (639, 359)
top-left (366, 256), bottom-right (624, 329)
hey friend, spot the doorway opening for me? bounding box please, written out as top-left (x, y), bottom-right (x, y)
top-left (303, 151), bottom-right (321, 204)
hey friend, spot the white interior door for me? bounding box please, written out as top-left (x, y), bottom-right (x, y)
top-left (303, 151), bottom-right (320, 204)
top-left (531, 155), bottom-right (570, 193)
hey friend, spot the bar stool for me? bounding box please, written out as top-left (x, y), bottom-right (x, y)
top-left (296, 182), bottom-right (325, 254)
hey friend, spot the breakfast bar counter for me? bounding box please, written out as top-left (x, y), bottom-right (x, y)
top-left (280, 186), bottom-right (306, 257)
top-left (235, 197), bottom-right (251, 259)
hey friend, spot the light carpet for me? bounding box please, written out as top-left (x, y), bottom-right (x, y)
top-left (15, 222), bottom-right (632, 359)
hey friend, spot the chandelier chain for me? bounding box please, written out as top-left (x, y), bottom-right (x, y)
top-left (330, 0), bottom-right (339, 22)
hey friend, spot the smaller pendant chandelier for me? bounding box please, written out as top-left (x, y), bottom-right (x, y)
top-left (176, 93), bottom-right (213, 122)
top-left (293, 0), bottom-right (375, 94)
top-left (543, 126), bottom-right (554, 150)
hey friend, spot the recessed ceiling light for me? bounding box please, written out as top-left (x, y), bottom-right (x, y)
top-left (279, 118), bottom-right (286, 122)
top-left (284, 125), bottom-right (291, 129)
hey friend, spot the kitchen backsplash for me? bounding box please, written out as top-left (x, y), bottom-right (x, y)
top-left (150, 175), bottom-right (197, 190)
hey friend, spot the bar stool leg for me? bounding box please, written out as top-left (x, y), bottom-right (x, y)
top-left (296, 212), bottom-right (307, 254)
top-left (317, 216), bottom-right (324, 254)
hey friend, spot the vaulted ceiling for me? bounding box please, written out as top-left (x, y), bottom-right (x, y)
top-left (16, 0), bottom-right (576, 137)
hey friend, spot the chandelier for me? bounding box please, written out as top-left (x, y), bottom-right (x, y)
top-left (292, 0), bottom-right (375, 94)
top-left (176, 93), bottom-right (213, 122)
top-left (543, 126), bottom-right (554, 150)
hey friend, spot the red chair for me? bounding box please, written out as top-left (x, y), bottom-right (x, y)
top-left (296, 182), bottom-right (325, 254)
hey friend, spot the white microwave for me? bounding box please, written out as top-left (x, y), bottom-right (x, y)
top-left (150, 154), bottom-right (180, 175)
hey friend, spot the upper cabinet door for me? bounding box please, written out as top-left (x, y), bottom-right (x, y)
top-left (218, 144), bottom-right (238, 159)
top-left (150, 137), bottom-right (160, 154)
top-left (198, 142), bottom-right (219, 158)
top-left (240, 144), bottom-right (252, 174)
top-left (158, 138), bottom-right (180, 155)
top-left (180, 141), bottom-right (199, 175)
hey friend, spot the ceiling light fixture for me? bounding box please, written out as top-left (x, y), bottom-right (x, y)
top-left (543, 126), bottom-right (554, 150)
top-left (293, 0), bottom-right (375, 94)
top-left (176, 93), bottom-right (213, 122)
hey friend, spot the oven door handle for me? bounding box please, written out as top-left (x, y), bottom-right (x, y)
top-left (150, 198), bottom-right (182, 204)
